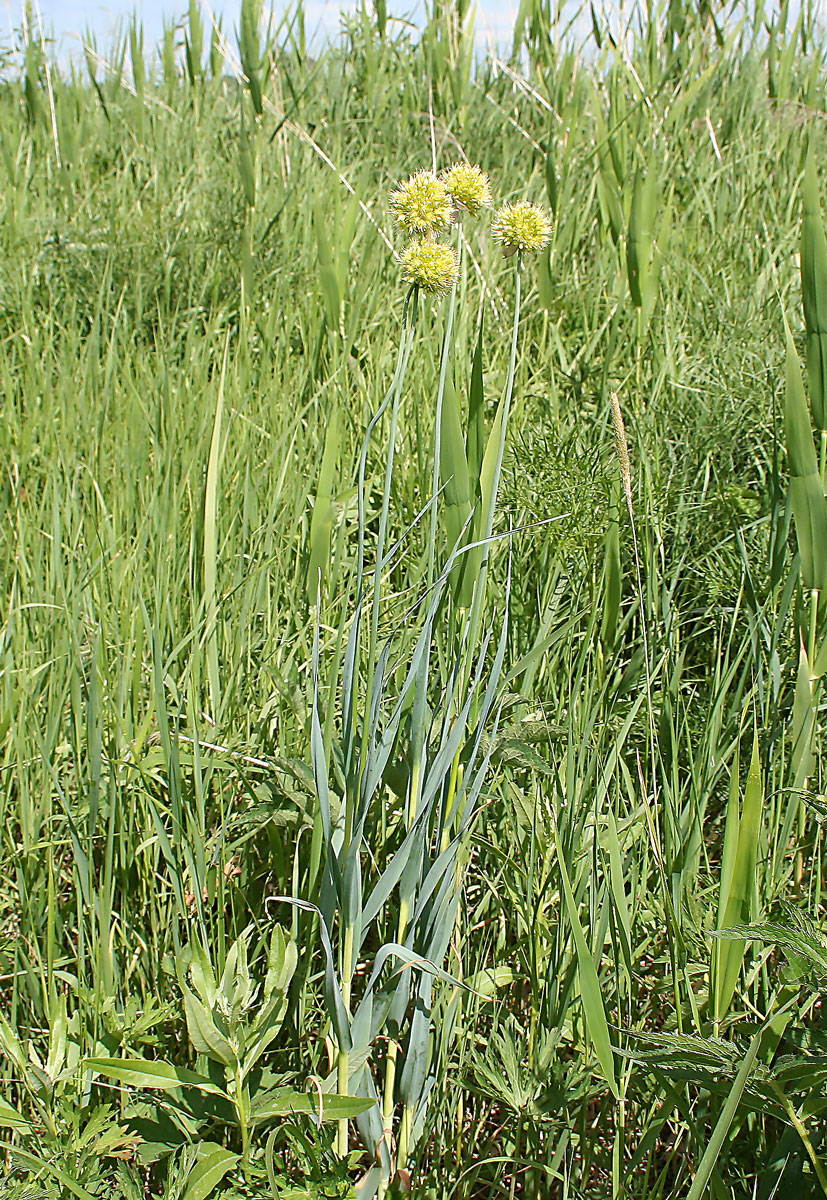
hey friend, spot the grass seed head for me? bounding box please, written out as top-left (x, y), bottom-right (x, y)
top-left (610, 390), bottom-right (634, 515)
top-left (400, 240), bottom-right (458, 295)
top-left (491, 200), bottom-right (552, 255)
top-left (442, 162), bottom-right (492, 218)
top-left (390, 170), bottom-right (453, 237)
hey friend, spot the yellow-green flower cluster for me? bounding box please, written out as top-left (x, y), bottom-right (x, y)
top-left (390, 170), bottom-right (453, 238)
top-left (442, 163), bottom-right (492, 218)
top-left (391, 165), bottom-right (552, 293)
top-left (391, 167), bottom-right (466, 295)
top-left (400, 241), bottom-right (459, 297)
top-left (491, 200), bottom-right (553, 256)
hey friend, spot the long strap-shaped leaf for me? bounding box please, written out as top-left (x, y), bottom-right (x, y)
top-left (785, 318), bottom-right (827, 592)
top-left (311, 613), bottom-right (342, 903)
top-left (802, 151), bottom-right (827, 432)
top-left (714, 731), bottom-right (763, 1023)
top-left (552, 821), bottom-right (619, 1098)
top-left (270, 896), bottom-right (352, 1052)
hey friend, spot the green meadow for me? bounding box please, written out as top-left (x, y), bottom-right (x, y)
top-left (2, 0), bottom-right (827, 1194)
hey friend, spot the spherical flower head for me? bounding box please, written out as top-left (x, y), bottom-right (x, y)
top-left (400, 240), bottom-right (458, 296)
top-left (491, 200), bottom-right (552, 255)
top-left (390, 170), bottom-right (453, 237)
top-left (442, 162), bottom-right (492, 218)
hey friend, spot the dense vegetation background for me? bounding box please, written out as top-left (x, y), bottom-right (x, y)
top-left (2, 0), bottom-right (827, 1195)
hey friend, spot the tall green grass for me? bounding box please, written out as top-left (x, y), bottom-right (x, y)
top-left (1, 0), bottom-right (827, 1195)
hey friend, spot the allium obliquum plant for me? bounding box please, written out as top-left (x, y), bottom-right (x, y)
top-left (291, 167), bottom-right (552, 1198)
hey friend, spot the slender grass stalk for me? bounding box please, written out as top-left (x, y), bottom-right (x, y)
top-left (428, 226), bottom-right (463, 591)
top-left (465, 252), bottom-right (522, 661)
top-left (438, 254), bottom-right (523, 854)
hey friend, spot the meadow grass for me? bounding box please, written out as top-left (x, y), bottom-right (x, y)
top-left (1, 0), bottom-right (827, 1195)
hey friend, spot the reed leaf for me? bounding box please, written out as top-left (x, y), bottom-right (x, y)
top-left (627, 163), bottom-right (657, 310)
top-left (785, 320), bottom-right (827, 592)
top-left (714, 732), bottom-right (764, 1023)
top-left (802, 150), bottom-right (827, 431)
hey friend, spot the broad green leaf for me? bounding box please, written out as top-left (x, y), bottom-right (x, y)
top-left (220, 931), bottom-right (251, 1011)
top-left (789, 474), bottom-right (827, 593)
top-left (604, 810), bottom-right (633, 980)
top-left (185, 0), bottom-right (203, 83)
top-left (188, 937), bottom-right (218, 1008)
top-left (717, 743), bottom-right (741, 927)
top-left (210, 19), bottom-right (223, 79)
top-left (45, 994), bottom-right (67, 1082)
top-left (456, 319), bottom-right (486, 607)
top-left (473, 393), bottom-right (506, 573)
top-left (663, 58), bottom-right (717, 129)
top-left (85, 1056), bottom-right (228, 1097)
top-left (607, 66), bottom-right (627, 184)
top-left (242, 992), bottom-right (288, 1075)
top-left (545, 125), bottom-right (558, 214)
top-left (713, 743), bottom-right (741, 1023)
top-left (813, 631), bottom-right (827, 678)
top-left (182, 987), bottom-right (235, 1066)
top-left (466, 316), bottom-right (485, 495)
top-left (239, 0), bottom-right (263, 113)
top-left (463, 966), bottom-right (516, 998)
top-left (786, 322), bottom-right (819, 476)
top-left (0, 1012), bottom-right (29, 1072)
top-left (738, 736), bottom-right (765, 902)
top-left (642, 186), bottom-right (672, 333)
top-left (183, 1148), bottom-right (240, 1200)
top-left (337, 180), bottom-right (364, 299)
top-left (627, 165), bottom-right (657, 309)
top-left (264, 924), bottom-right (298, 1001)
top-left (129, 22), bottom-right (145, 101)
top-left (250, 1086), bottom-right (374, 1124)
top-left (595, 108), bottom-right (623, 245)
